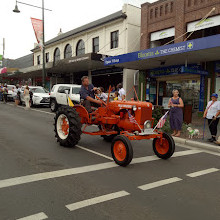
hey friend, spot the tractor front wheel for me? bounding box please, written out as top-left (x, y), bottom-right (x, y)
top-left (54, 106), bottom-right (82, 147)
top-left (111, 135), bottom-right (133, 167)
top-left (153, 133), bottom-right (175, 159)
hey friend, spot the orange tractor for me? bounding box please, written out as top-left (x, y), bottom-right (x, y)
top-left (54, 89), bottom-right (175, 166)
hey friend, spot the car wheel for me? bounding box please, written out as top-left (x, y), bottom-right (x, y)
top-left (51, 100), bottom-right (58, 112)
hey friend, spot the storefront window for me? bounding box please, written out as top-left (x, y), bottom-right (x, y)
top-left (76, 40), bottom-right (85, 56)
top-left (165, 80), bottom-right (200, 110)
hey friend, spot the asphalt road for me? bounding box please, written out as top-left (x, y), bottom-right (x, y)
top-left (0, 103), bottom-right (220, 220)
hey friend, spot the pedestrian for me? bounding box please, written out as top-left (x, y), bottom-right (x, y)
top-left (100, 87), bottom-right (108, 102)
top-left (117, 83), bottom-right (126, 101)
top-left (112, 85), bottom-right (116, 92)
top-left (203, 93), bottom-right (220, 142)
top-left (23, 85), bottom-right (30, 109)
top-left (0, 83), bottom-right (3, 101)
top-left (114, 91), bottom-right (119, 101)
top-left (2, 84), bottom-right (8, 104)
top-left (13, 85), bottom-right (20, 106)
top-left (168, 89), bottom-right (184, 137)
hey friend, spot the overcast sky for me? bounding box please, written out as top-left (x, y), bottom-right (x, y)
top-left (0, 0), bottom-right (156, 59)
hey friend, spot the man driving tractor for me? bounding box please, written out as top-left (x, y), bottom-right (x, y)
top-left (79, 76), bottom-right (102, 113)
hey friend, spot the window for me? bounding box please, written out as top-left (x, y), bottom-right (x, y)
top-left (72, 87), bottom-right (80, 94)
top-left (165, 4), bottom-right (169, 14)
top-left (37, 55), bottom-right (40, 65)
top-left (160, 6), bottom-right (163, 16)
top-left (46, 53), bottom-right (49, 63)
top-left (170, 2), bottom-right (173, 12)
top-left (188, 0), bottom-right (191, 7)
top-left (93, 37), bottom-right (99, 53)
top-left (58, 86), bottom-right (70, 93)
top-left (64, 44), bottom-right (72, 59)
top-left (54, 48), bottom-right (60, 62)
top-left (111, 31), bottom-right (119, 49)
top-left (155, 7), bottom-right (158, 18)
top-left (76, 40), bottom-right (85, 56)
top-left (150, 9), bottom-right (153, 19)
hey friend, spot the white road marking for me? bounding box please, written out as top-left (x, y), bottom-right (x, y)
top-left (17, 212), bottom-right (48, 220)
top-left (131, 149), bottom-right (202, 164)
top-left (6, 103), bottom-right (54, 115)
top-left (31, 108), bottom-right (54, 115)
top-left (186, 168), bottom-right (219, 178)
top-left (76, 145), bottom-right (113, 161)
top-left (138, 177), bottom-right (182, 191)
top-left (177, 143), bottom-right (220, 157)
top-left (66, 191), bottom-right (130, 211)
top-left (0, 150), bottom-right (201, 189)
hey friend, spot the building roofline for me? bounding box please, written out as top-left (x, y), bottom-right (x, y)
top-left (32, 10), bottom-right (127, 52)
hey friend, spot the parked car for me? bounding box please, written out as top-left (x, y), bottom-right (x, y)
top-left (20, 86), bottom-right (50, 107)
top-left (50, 84), bottom-right (81, 112)
top-left (7, 85), bottom-right (16, 101)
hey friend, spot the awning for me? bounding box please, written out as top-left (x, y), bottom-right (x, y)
top-left (0, 67), bottom-right (7, 74)
top-left (48, 53), bottom-right (105, 74)
top-left (104, 34), bottom-right (220, 70)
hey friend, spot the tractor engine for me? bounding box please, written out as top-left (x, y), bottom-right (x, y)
top-left (108, 101), bottom-right (154, 132)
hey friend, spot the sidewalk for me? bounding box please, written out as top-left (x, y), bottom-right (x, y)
top-left (175, 112), bottom-right (220, 153)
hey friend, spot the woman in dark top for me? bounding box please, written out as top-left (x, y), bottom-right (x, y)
top-left (168, 89), bottom-right (184, 137)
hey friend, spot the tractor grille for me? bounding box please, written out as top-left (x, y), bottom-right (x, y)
top-left (140, 107), bottom-right (152, 124)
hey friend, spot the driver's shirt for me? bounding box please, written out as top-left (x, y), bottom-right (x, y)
top-left (80, 84), bottom-right (95, 100)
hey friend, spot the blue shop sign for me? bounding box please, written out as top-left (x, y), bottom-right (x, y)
top-left (104, 34), bottom-right (220, 66)
top-left (149, 64), bottom-right (208, 77)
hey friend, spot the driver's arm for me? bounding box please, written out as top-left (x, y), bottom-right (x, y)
top-left (86, 96), bottom-right (102, 105)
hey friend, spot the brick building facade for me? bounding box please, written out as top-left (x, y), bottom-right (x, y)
top-left (141, 0), bottom-right (220, 49)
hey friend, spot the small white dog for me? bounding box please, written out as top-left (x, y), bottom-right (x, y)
top-left (187, 127), bottom-right (200, 139)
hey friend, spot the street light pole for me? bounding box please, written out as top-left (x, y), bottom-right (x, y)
top-left (13, 0), bottom-right (52, 88)
top-left (42, 0), bottom-right (46, 88)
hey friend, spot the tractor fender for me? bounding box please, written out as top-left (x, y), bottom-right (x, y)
top-left (73, 105), bottom-right (89, 124)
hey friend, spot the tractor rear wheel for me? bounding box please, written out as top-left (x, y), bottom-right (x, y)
top-left (111, 135), bottom-right (133, 167)
top-left (54, 106), bottom-right (82, 147)
top-left (153, 133), bottom-right (175, 159)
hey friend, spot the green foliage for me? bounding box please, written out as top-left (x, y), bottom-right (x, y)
top-left (152, 106), bottom-right (189, 134)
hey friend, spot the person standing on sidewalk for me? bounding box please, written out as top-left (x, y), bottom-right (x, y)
top-left (117, 83), bottom-right (126, 101)
top-left (0, 83), bottom-right (3, 101)
top-left (168, 89), bottom-right (184, 137)
top-left (203, 93), bottom-right (220, 142)
top-left (23, 86), bottom-right (30, 109)
top-left (2, 84), bottom-right (8, 104)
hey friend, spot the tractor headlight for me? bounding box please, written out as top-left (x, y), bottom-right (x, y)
top-left (144, 120), bottom-right (152, 129)
top-left (132, 105), bottom-right (137, 111)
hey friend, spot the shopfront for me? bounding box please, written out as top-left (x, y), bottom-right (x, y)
top-left (146, 65), bottom-right (208, 112)
top-left (104, 34), bottom-right (220, 112)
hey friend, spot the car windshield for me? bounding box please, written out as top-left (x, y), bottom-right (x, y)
top-left (30, 88), bottom-right (48, 94)
top-left (72, 87), bottom-right (80, 94)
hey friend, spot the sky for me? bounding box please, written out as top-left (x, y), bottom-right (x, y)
top-left (0, 0), bottom-right (156, 59)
